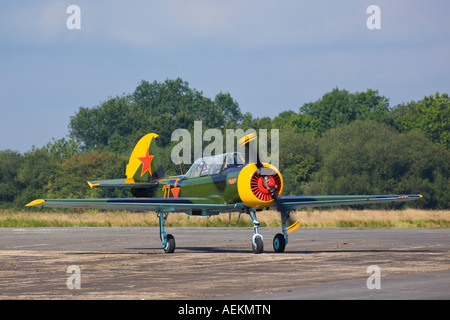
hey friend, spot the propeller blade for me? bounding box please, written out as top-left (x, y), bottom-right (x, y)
top-left (238, 132), bottom-right (263, 168)
top-left (283, 211), bottom-right (301, 234)
top-left (270, 188), bottom-right (301, 234)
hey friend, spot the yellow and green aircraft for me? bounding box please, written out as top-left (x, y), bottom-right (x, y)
top-left (26, 132), bottom-right (422, 254)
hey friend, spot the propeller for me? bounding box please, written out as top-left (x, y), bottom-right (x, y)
top-left (239, 132), bottom-right (301, 234)
top-left (265, 178), bottom-right (301, 234)
top-left (238, 132), bottom-right (263, 168)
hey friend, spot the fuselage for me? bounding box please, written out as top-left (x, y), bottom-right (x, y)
top-left (133, 162), bottom-right (283, 213)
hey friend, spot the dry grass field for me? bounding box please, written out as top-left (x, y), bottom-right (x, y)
top-left (1, 208), bottom-right (449, 228)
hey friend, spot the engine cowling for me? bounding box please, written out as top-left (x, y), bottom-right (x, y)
top-left (237, 163), bottom-right (283, 209)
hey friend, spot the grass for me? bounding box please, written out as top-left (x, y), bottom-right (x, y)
top-left (0, 209), bottom-right (449, 228)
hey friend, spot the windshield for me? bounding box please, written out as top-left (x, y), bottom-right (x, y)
top-left (184, 152), bottom-right (246, 178)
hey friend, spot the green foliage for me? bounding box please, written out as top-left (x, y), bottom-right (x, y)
top-left (14, 149), bottom-right (57, 208)
top-left (278, 127), bottom-right (320, 196)
top-left (303, 121), bottom-right (449, 209)
top-left (0, 150), bottom-right (22, 206)
top-left (293, 88), bottom-right (390, 136)
top-left (70, 78), bottom-right (243, 152)
top-left (41, 137), bottom-right (81, 159)
top-left (1, 79), bottom-right (448, 210)
top-left (44, 151), bottom-right (129, 199)
top-left (391, 92), bottom-right (450, 149)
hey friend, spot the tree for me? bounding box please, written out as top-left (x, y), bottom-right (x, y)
top-left (391, 92), bottom-right (450, 149)
top-left (14, 149), bottom-right (57, 208)
top-left (294, 88), bottom-right (390, 136)
top-left (212, 92), bottom-right (243, 128)
top-left (278, 127), bottom-right (320, 196)
top-left (69, 94), bottom-right (142, 152)
top-left (0, 150), bottom-right (22, 207)
top-left (44, 151), bottom-right (128, 199)
top-left (69, 78), bottom-right (244, 152)
top-left (41, 137), bottom-right (81, 159)
top-left (303, 120), bottom-right (449, 208)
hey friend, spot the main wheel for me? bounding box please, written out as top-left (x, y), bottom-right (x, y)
top-left (273, 233), bottom-right (286, 253)
top-left (164, 234), bottom-right (176, 253)
top-left (252, 235), bottom-right (264, 254)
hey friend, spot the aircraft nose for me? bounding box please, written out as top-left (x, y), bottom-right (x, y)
top-left (237, 163), bottom-right (283, 209)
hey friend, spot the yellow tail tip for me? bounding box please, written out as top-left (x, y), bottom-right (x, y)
top-left (25, 199), bottom-right (45, 207)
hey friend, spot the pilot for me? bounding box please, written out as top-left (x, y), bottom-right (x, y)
top-left (201, 163), bottom-right (209, 175)
top-left (223, 154), bottom-right (236, 170)
top-left (194, 161), bottom-right (204, 177)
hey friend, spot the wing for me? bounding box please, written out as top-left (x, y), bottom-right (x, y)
top-left (25, 197), bottom-right (245, 215)
top-left (278, 194), bottom-right (423, 210)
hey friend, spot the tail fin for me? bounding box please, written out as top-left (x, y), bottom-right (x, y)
top-left (126, 133), bottom-right (166, 182)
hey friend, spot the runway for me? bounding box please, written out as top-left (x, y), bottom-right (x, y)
top-left (0, 227), bottom-right (449, 299)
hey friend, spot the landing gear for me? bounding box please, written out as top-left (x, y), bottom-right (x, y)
top-left (247, 208), bottom-right (264, 254)
top-left (164, 233), bottom-right (176, 254)
top-left (272, 210), bottom-right (292, 253)
top-left (158, 211), bottom-right (175, 253)
top-left (253, 235), bottom-right (264, 254)
top-left (273, 233), bottom-right (286, 253)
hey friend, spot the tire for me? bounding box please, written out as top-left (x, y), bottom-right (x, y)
top-left (252, 236), bottom-right (264, 254)
top-left (164, 234), bottom-right (176, 253)
top-left (273, 233), bottom-right (286, 253)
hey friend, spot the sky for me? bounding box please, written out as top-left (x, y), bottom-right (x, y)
top-left (1, 0), bottom-right (449, 153)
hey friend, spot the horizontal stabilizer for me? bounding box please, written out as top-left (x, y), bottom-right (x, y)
top-left (87, 179), bottom-right (158, 189)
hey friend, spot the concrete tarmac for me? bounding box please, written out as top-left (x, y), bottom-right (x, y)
top-left (0, 227), bottom-right (449, 299)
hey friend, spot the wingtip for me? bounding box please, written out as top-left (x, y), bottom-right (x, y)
top-left (25, 199), bottom-right (45, 207)
top-left (87, 181), bottom-right (100, 188)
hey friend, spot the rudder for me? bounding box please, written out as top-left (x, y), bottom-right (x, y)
top-left (126, 133), bottom-right (166, 182)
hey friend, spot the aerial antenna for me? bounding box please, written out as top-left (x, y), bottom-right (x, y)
top-left (177, 155), bottom-right (184, 175)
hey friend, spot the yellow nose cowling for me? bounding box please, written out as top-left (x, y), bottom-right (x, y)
top-left (237, 163), bottom-right (283, 209)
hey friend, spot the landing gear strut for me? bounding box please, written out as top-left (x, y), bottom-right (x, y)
top-left (158, 211), bottom-right (175, 253)
top-left (247, 208), bottom-right (263, 254)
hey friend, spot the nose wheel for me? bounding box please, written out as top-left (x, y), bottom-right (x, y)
top-left (247, 208), bottom-right (264, 254)
top-left (252, 235), bottom-right (264, 254)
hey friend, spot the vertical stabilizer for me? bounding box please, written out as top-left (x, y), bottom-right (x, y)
top-left (126, 133), bottom-right (166, 182)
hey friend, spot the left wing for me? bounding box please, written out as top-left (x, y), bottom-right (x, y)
top-left (25, 197), bottom-right (245, 215)
top-left (277, 194), bottom-right (422, 211)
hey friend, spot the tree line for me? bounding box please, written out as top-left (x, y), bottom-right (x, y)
top-left (1, 78), bottom-right (448, 209)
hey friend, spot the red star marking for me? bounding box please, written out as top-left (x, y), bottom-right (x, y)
top-left (138, 150), bottom-right (154, 177)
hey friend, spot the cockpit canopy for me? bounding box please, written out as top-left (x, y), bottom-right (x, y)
top-left (184, 152), bottom-right (246, 178)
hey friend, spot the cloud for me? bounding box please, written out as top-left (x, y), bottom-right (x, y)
top-left (56, 1), bottom-right (367, 50)
top-left (2, 0), bottom-right (449, 52)
top-left (0, 1), bottom-right (68, 45)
